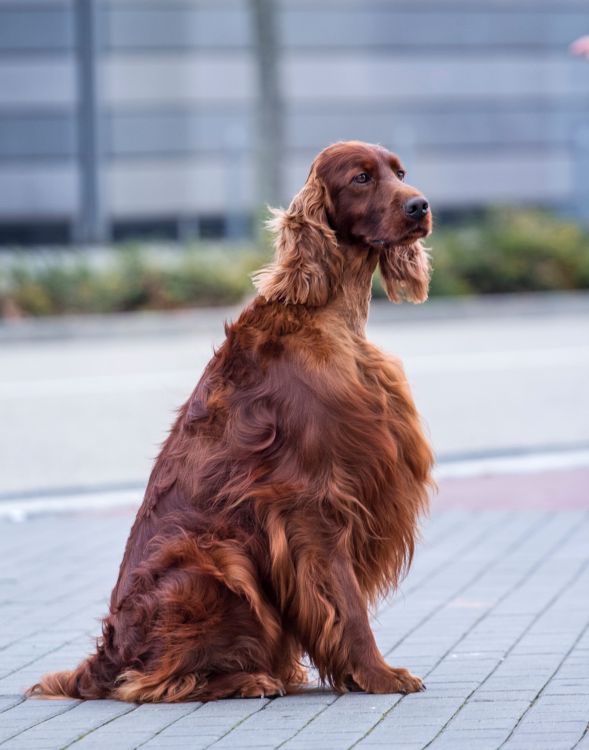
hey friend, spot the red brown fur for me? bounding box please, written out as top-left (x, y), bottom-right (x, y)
top-left (29, 141), bottom-right (434, 702)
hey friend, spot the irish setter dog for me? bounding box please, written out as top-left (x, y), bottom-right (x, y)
top-left (30, 141), bottom-right (434, 702)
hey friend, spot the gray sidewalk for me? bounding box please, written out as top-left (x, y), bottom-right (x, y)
top-left (2, 293), bottom-right (589, 499)
top-left (0, 490), bottom-right (588, 750)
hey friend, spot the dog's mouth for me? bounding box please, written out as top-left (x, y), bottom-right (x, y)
top-left (369, 225), bottom-right (430, 250)
top-left (398, 225), bottom-right (431, 245)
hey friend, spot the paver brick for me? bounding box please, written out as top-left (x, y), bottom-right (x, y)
top-left (0, 508), bottom-right (588, 749)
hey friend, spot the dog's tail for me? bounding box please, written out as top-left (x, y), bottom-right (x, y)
top-left (27, 668), bottom-right (83, 700)
top-left (27, 649), bottom-right (118, 700)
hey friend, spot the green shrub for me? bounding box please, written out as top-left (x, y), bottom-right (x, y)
top-left (2, 209), bottom-right (589, 317)
top-left (430, 209), bottom-right (589, 296)
top-left (371, 209), bottom-right (589, 299)
top-left (0, 244), bottom-right (267, 317)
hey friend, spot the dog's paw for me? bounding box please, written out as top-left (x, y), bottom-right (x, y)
top-left (349, 665), bottom-right (424, 695)
top-left (238, 673), bottom-right (286, 698)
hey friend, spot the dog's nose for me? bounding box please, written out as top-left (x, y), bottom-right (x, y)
top-left (404, 196), bottom-right (429, 221)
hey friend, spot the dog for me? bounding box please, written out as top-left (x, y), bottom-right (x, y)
top-left (30, 141), bottom-right (434, 702)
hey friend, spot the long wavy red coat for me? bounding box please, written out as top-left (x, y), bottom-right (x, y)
top-left (30, 141), bottom-right (434, 702)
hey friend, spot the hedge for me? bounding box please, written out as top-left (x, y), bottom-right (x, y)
top-left (1, 210), bottom-right (588, 317)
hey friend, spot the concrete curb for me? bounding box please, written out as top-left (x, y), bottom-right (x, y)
top-left (1, 290), bottom-right (589, 343)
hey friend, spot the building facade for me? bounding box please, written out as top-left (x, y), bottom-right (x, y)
top-left (0, 0), bottom-right (588, 243)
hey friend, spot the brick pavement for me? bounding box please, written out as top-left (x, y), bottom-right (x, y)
top-left (0, 494), bottom-right (587, 749)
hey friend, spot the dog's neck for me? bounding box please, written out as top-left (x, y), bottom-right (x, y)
top-left (327, 245), bottom-right (379, 335)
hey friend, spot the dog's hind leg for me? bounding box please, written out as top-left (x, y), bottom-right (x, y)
top-left (112, 533), bottom-right (287, 703)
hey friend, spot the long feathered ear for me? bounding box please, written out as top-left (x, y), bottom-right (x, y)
top-left (378, 241), bottom-right (431, 303)
top-left (252, 172), bottom-right (343, 306)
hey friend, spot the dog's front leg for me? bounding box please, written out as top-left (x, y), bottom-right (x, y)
top-left (292, 552), bottom-right (423, 694)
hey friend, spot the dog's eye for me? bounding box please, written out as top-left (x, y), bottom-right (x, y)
top-left (396, 170), bottom-right (406, 181)
top-left (353, 172), bottom-right (371, 184)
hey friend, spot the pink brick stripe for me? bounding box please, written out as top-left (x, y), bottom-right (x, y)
top-left (436, 467), bottom-right (589, 510)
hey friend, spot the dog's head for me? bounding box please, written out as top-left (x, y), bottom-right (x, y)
top-left (253, 141), bottom-right (432, 306)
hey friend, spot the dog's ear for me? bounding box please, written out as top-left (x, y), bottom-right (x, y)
top-left (378, 241), bottom-right (431, 303)
top-left (252, 172), bottom-right (343, 306)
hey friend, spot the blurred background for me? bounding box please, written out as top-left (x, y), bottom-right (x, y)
top-left (0, 0), bottom-right (589, 317)
top-left (0, 0), bottom-right (588, 506)
top-left (1, 0), bottom-right (589, 244)
top-left (0, 0), bottom-right (589, 315)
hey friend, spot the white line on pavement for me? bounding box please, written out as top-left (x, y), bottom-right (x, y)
top-left (406, 345), bottom-right (589, 373)
top-left (0, 370), bottom-right (199, 398)
top-left (0, 489), bottom-right (142, 522)
top-left (435, 449), bottom-right (589, 479)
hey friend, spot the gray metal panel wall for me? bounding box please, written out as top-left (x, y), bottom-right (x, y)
top-left (0, 0), bottom-right (78, 222)
top-left (0, 0), bottom-right (588, 230)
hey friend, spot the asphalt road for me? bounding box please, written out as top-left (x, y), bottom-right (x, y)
top-left (1, 293), bottom-right (588, 497)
